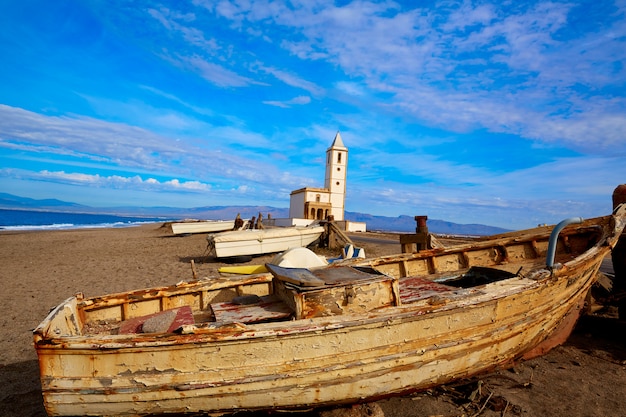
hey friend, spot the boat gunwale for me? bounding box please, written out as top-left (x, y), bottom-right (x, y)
top-left (30, 270), bottom-right (580, 349)
top-left (343, 221), bottom-right (609, 267)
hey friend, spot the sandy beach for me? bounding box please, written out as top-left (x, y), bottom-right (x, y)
top-left (1, 223), bottom-right (625, 417)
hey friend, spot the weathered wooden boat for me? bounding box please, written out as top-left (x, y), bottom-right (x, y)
top-left (33, 206), bottom-right (626, 416)
top-left (170, 219), bottom-right (239, 235)
top-left (206, 224), bottom-right (325, 258)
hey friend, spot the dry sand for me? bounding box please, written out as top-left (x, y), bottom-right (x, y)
top-left (0, 224), bottom-right (624, 417)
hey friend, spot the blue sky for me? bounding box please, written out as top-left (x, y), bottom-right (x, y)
top-left (1, 0), bottom-right (625, 229)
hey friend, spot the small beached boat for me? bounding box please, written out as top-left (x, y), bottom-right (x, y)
top-left (33, 206), bottom-right (626, 416)
top-left (170, 219), bottom-right (238, 235)
top-left (206, 224), bottom-right (325, 258)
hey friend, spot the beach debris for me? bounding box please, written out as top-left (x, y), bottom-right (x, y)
top-left (318, 402), bottom-right (384, 417)
top-left (328, 243), bottom-right (366, 262)
top-left (256, 212), bottom-right (264, 229)
top-left (233, 213), bottom-right (244, 230)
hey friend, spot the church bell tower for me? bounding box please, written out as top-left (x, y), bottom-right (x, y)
top-left (324, 132), bottom-right (348, 221)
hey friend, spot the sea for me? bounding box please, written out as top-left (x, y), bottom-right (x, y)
top-left (0, 208), bottom-right (176, 231)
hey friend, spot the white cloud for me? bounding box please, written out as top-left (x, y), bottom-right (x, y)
top-left (335, 81), bottom-right (367, 97)
top-left (22, 170), bottom-right (212, 192)
top-left (148, 7), bottom-right (217, 52)
top-left (0, 105), bottom-right (312, 193)
top-left (256, 64), bottom-right (325, 97)
top-left (176, 54), bottom-right (259, 88)
top-left (263, 95), bottom-right (311, 108)
top-left (195, 1), bottom-right (626, 153)
top-left (139, 85), bottom-right (215, 117)
top-left (91, 1), bottom-right (626, 154)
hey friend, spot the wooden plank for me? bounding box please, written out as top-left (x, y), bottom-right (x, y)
top-left (268, 264), bottom-right (386, 287)
top-left (328, 221), bottom-right (353, 246)
top-left (266, 264), bottom-right (326, 287)
top-left (399, 277), bottom-right (457, 304)
top-left (118, 306), bottom-right (194, 334)
top-left (312, 266), bottom-right (383, 285)
top-left (211, 295), bottom-right (292, 324)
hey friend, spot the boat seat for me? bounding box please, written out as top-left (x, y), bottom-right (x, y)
top-left (399, 277), bottom-right (457, 304)
top-left (118, 306), bottom-right (195, 334)
top-left (266, 264), bottom-right (386, 288)
top-left (210, 295), bottom-right (293, 324)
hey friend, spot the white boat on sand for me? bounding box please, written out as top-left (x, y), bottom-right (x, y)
top-left (170, 219), bottom-right (238, 235)
top-left (206, 225), bottom-right (325, 258)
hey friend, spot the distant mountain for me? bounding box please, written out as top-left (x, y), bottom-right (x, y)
top-left (346, 212), bottom-right (509, 236)
top-left (0, 193), bottom-right (89, 211)
top-left (0, 193), bottom-right (509, 235)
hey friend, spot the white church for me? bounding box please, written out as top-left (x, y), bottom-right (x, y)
top-left (274, 132), bottom-right (366, 232)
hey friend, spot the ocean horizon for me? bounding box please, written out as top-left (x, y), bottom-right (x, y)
top-left (0, 208), bottom-right (176, 231)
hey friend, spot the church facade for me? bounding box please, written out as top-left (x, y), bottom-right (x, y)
top-left (289, 132), bottom-right (348, 221)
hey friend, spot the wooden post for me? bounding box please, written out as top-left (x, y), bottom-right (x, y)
top-left (190, 260), bottom-right (198, 280)
top-left (322, 215), bottom-right (334, 249)
top-left (612, 185), bottom-right (626, 319)
top-left (400, 215), bottom-right (431, 253)
top-left (321, 216), bottom-right (352, 250)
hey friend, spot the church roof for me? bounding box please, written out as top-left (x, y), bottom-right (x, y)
top-left (290, 186), bottom-right (328, 195)
top-left (328, 131), bottom-right (347, 150)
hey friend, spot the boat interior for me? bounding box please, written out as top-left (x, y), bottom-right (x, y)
top-left (39, 221), bottom-right (604, 339)
top-left (77, 264), bottom-right (513, 336)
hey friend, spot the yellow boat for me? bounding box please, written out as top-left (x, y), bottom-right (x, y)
top-left (218, 264), bottom-right (268, 274)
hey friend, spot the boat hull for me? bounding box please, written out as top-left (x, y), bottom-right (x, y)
top-left (207, 226), bottom-right (324, 258)
top-left (170, 220), bottom-right (236, 234)
top-left (35, 269), bottom-right (594, 416)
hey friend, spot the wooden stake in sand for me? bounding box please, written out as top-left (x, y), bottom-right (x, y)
top-left (190, 259), bottom-right (198, 280)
